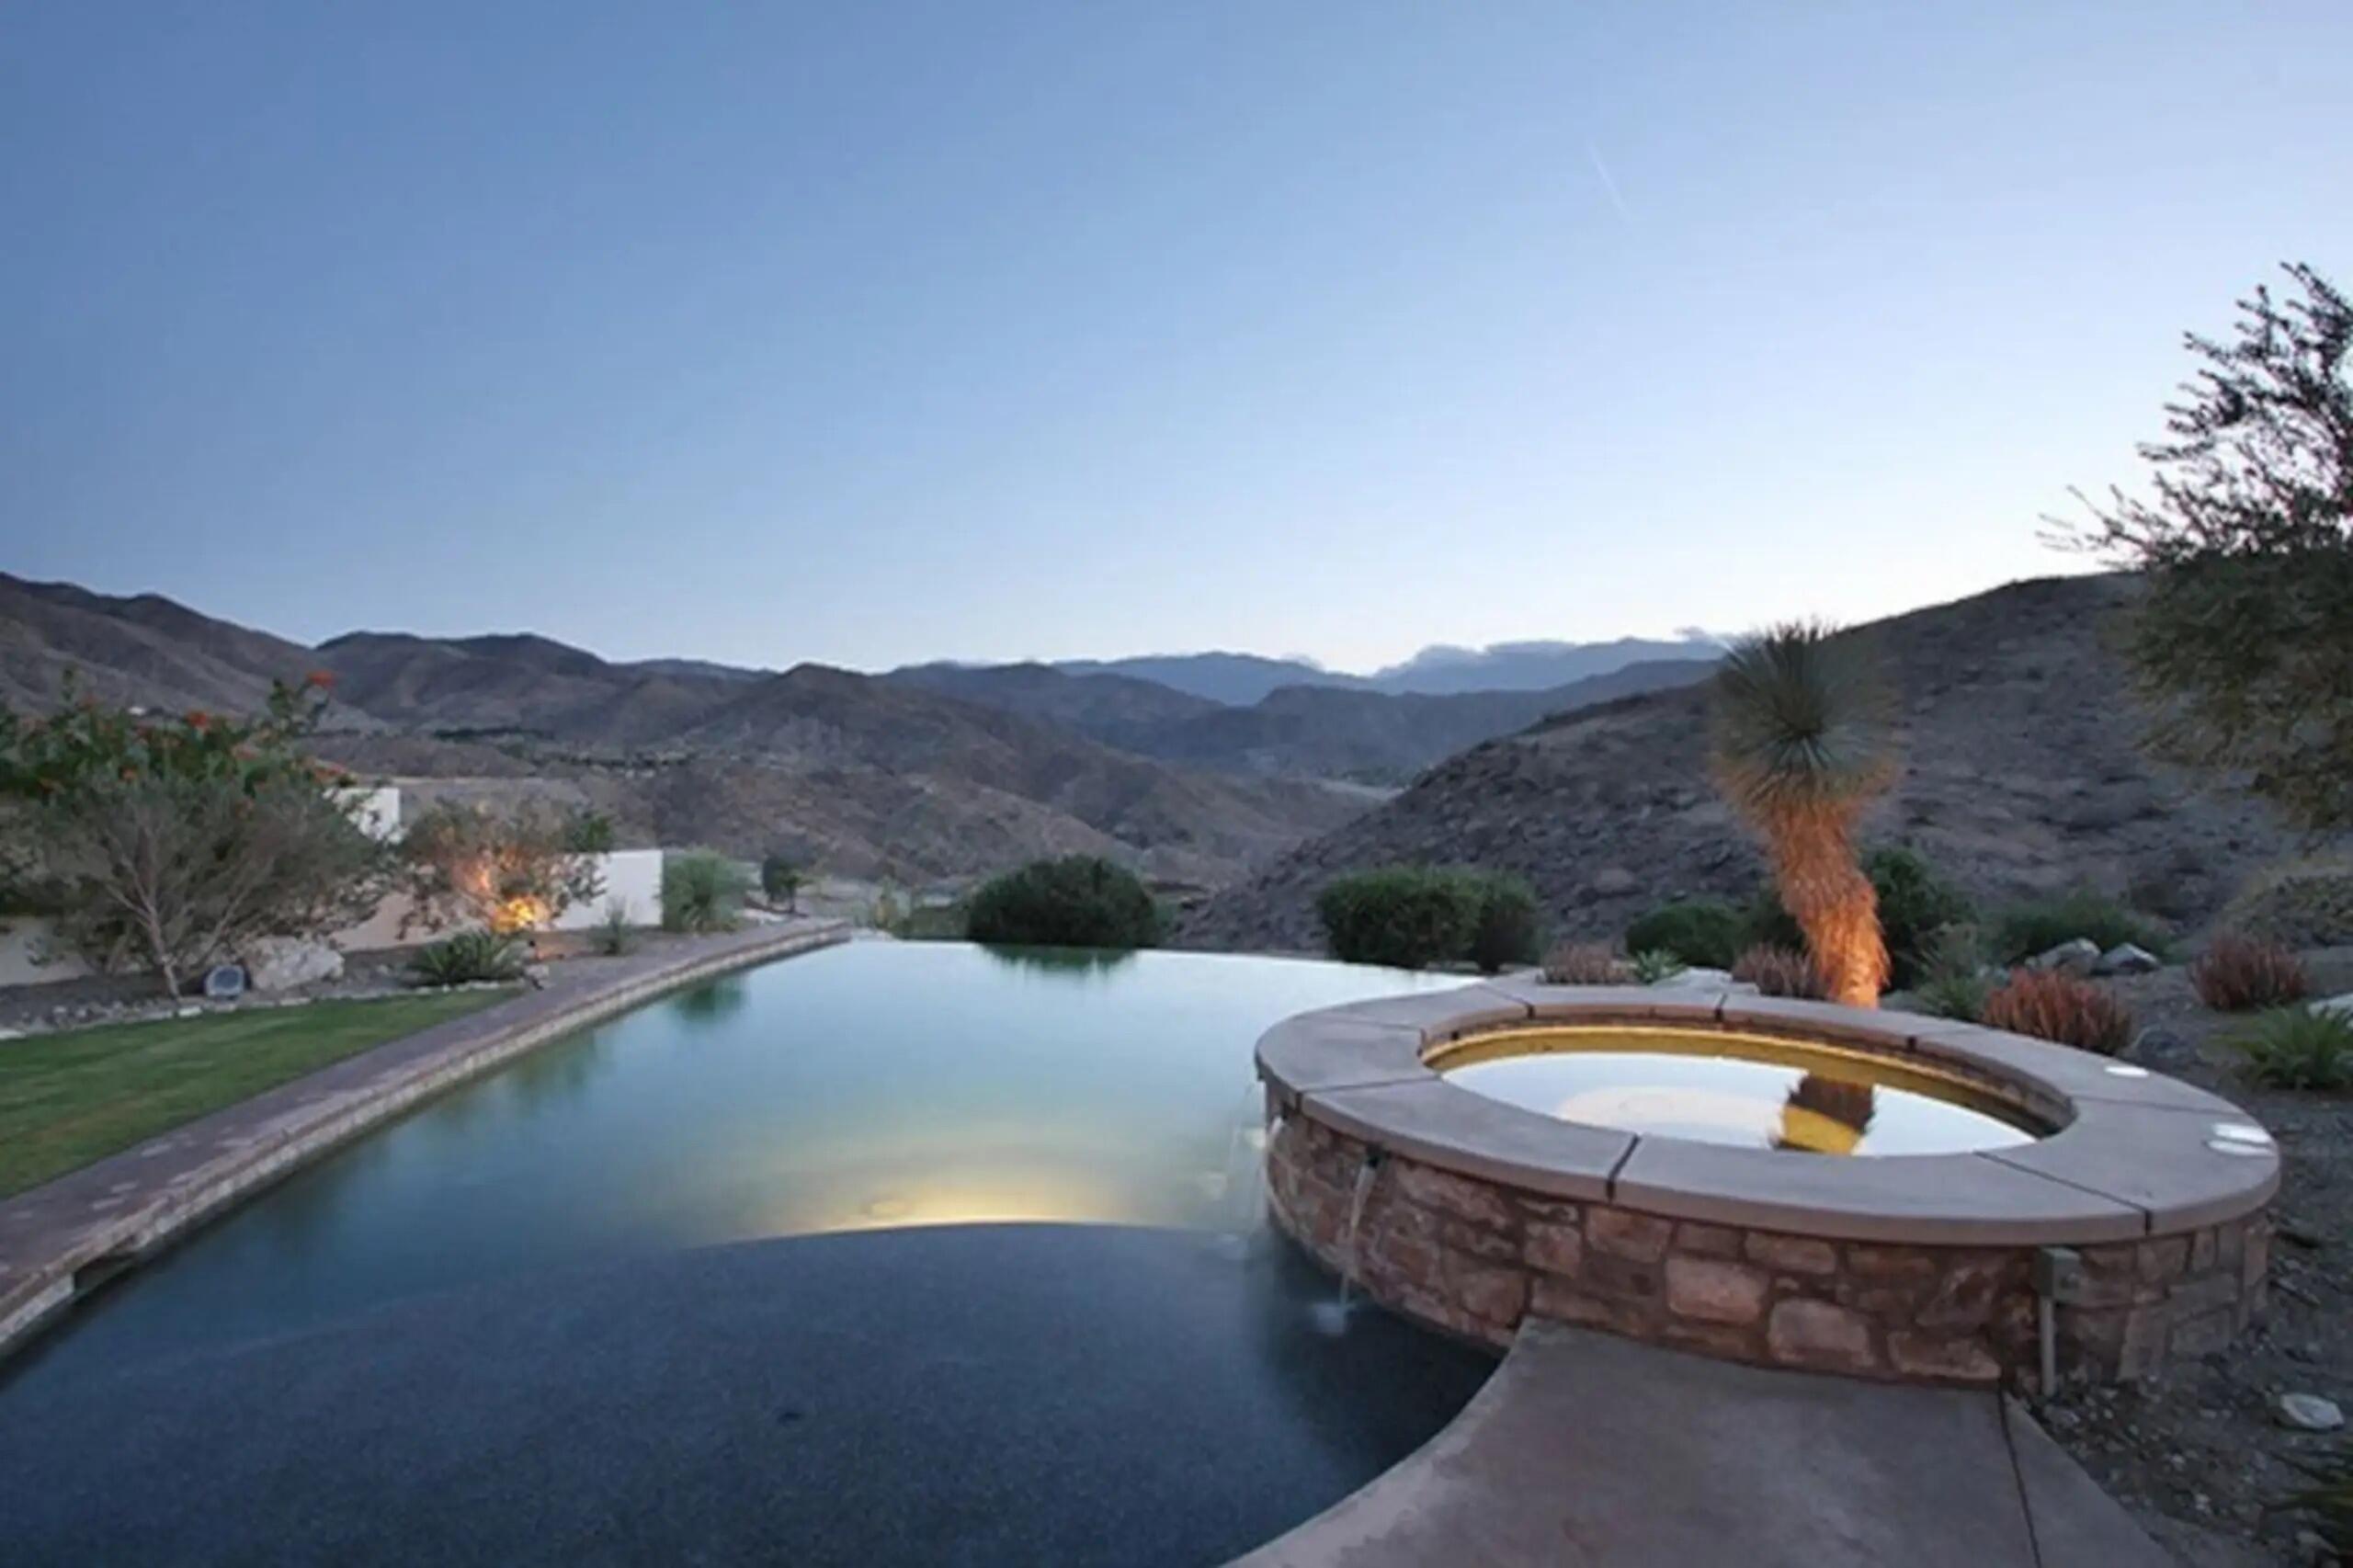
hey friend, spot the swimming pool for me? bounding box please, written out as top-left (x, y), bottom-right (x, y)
top-left (0, 941), bottom-right (1494, 1566)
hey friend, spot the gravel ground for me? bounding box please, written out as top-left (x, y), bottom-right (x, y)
top-left (2032, 949), bottom-right (2353, 1566)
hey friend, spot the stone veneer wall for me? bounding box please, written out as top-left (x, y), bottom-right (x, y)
top-left (1267, 1111), bottom-right (2269, 1388)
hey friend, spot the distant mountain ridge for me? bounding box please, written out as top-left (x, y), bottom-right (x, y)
top-left (1043, 632), bottom-right (1722, 703)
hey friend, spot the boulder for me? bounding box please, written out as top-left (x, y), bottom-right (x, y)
top-left (2091, 942), bottom-right (2161, 976)
top-left (243, 936), bottom-right (345, 993)
top-left (2276, 1392), bottom-right (2345, 1432)
top-left (1589, 866), bottom-right (1639, 897)
top-left (2029, 937), bottom-right (2100, 976)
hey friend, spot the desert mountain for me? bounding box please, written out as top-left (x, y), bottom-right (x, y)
top-left (1, 577), bottom-right (1364, 886)
top-left (1048, 631), bottom-right (1722, 703)
top-left (889, 656), bottom-right (1716, 782)
top-left (1178, 575), bottom-right (2333, 953)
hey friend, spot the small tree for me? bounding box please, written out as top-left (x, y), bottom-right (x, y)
top-left (400, 799), bottom-right (606, 934)
top-left (759, 852), bottom-right (806, 913)
top-left (662, 850), bottom-right (750, 934)
top-left (1710, 623), bottom-right (1895, 1006)
top-left (0, 678), bottom-right (386, 996)
top-left (2065, 263), bottom-right (2353, 830)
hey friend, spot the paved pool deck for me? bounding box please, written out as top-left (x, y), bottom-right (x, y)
top-left (0, 918), bottom-right (851, 1359)
top-left (1238, 1316), bottom-right (2173, 1568)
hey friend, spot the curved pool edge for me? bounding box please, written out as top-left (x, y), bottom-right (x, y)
top-left (0, 918), bottom-right (853, 1364)
top-left (1256, 978), bottom-right (2277, 1388)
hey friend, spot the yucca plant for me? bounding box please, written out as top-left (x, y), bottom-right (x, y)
top-left (408, 929), bottom-right (527, 986)
top-left (2231, 1006), bottom-right (2353, 1090)
top-left (1630, 948), bottom-right (1687, 985)
top-left (1711, 623), bottom-right (1895, 1006)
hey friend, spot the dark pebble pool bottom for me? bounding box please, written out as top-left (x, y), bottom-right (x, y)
top-left (0, 1223), bottom-right (1493, 1568)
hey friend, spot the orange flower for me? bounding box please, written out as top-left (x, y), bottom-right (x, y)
top-left (304, 669), bottom-right (336, 689)
top-left (186, 710), bottom-right (212, 731)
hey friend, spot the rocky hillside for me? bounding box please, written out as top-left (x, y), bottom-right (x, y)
top-left (4, 576), bottom-right (1364, 887)
top-left (1178, 574), bottom-right (2334, 952)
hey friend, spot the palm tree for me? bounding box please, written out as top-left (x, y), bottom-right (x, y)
top-left (1711, 622), bottom-right (1894, 1006)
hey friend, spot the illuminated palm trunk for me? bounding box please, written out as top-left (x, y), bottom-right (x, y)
top-left (1761, 805), bottom-right (1888, 1007)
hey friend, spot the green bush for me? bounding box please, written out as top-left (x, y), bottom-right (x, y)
top-left (1623, 898), bottom-right (1745, 970)
top-left (966, 856), bottom-right (1162, 949)
top-left (1745, 846), bottom-right (1973, 988)
top-left (759, 852), bottom-right (806, 911)
top-left (1318, 868), bottom-right (1479, 970)
top-left (662, 851), bottom-right (749, 934)
top-left (1989, 891), bottom-right (2170, 965)
top-left (1465, 872), bottom-right (1544, 974)
top-left (1630, 949), bottom-right (1688, 984)
top-left (409, 929), bottom-right (527, 985)
top-left (2231, 1007), bottom-right (2353, 1089)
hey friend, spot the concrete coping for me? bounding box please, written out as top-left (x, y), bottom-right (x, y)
top-left (1255, 980), bottom-right (2278, 1245)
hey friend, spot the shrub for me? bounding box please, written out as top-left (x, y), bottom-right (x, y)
top-left (967, 856), bottom-right (1162, 949)
top-left (1989, 891), bottom-right (2169, 966)
top-left (0, 677), bottom-right (385, 996)
top-left (1630, 949), bottom-right (1688, 985)
top-left (1732, 944), bottom-right (1828, 999)
top-left (1465, 872), bottom-right (1544, 974)
top-left (2230, 1007), bottom-right (2353, 1090)
top-left (662, 851), bottom-right (749, 934)
top-left (1745, 846), bottom-right (1974, 989)
top-left (759, 852), bottom-right (806, 912)
top-left (590, 901), bottom-right (635, 957)
top-left (1543, 941), bottom-right (1626, 985)
top-left (2188, 934), bottom-right (2310, 1012)
top-left (1623, 898), bottom-right (1745, 971)
top-left (563, 811), bottom-right (617, 854)
top-left (1981, 971), bottom-right (2136, 1055)
top-left (409, 929), bottom-right (527, 985)
top-left (1316, 868), bottom-right (1478, 970)
top-left (2279, 1447), bottom-right (2353, 1558)
top-left (1915, 970), bottom-right (1990, 1022)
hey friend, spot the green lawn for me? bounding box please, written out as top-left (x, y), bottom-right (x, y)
top-left (0, 989), bottom-right (514, 1199)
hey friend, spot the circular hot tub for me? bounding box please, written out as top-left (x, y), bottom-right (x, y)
top-left (1256, 980), bottom-right (2277, 1389)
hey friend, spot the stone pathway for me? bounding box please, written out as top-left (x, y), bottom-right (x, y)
top-left (0, 918), bottom-right (850, 1358)
top-left (1233, 1317), bottom-right (2174, 1566)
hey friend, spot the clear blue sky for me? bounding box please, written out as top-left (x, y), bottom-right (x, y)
top-left (6, 3), bottom-right (2347, 673)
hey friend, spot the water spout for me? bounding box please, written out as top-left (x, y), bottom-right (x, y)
top-left (1337, 1151), bottom-right (1382, 1306)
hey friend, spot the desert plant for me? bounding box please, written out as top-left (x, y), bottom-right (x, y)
top-left (1464, 872), bottom-right (1544, 974)
top-left (1316, 867), bottom-right (1479, 970)
top-left (2230, 1007), bottom-right (2353, 1090)
top-left (1630, 949), bottom-right (1688, 985)
top-left (400, 799), bottom-right (606, 936)
top-left (1623, 898), bottom-right (1746, 971)
top-left (661, 850), bottom-right (749, 934)
top-left (1733, 943), bottom-right (1829, 1000)
top-left (759, 852), bottom-right (806, 913)
top-left (0, 676), bottom-right (386, 996)
top-left (408, 928), bottom-right (527, 986)
top-left (1542, 941), bottom-right (1627, 985)
top-left (1749, 846), bottom-right (1974, 990)
top-left (1710, 623), bottom-right (1895, 1006)
top-left (1989, 891), bottom-right (2170, 965)
top-left (1915, 971), bottom-right (1990, 1023)
top-left (1981, 970), bottom-right (2136, 1055)
top-left (2064, 263), bottom-right (2353, 833)
top-left (590, 900), bottom-right (635, 956)
top-left (967, 856), bottom-right (1162, 949)
top-left (2189, 934), bottom-right (2310, 1012)
top-left (2277, 1448), bottom-right (2353, 1556)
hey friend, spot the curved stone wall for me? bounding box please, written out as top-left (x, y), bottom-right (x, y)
top-left (1257, 980), bottom-right (2277, 1388)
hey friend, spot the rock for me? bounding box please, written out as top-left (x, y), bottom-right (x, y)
top-left (2312, 993), bottom-right (2353, 1021)
top-left (2092, 942), bottom-right (2161, 976)
top-left (522, 963), bottom-right (552, 990)
top-left (2030, 937), bottom-right (2101, 975)
top-left (174, 1004), bottom-right (201, 1018)
top-left (243, 936), bottom-right (344, 993)
top-left (202, 963), bottom-right (247, 999)
top-left (2276, 1392), bottom-right (2345, 1432)
top-left (1589, 866), bottom-right (1638, 896)
top-left (2124, 1027), bottom-right (2196, 1072)
top-left (1654, 966), bottom-right (1734, 990)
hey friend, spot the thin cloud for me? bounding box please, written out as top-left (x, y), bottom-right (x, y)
top-left (1586, 142), bottom-right (1634, 229)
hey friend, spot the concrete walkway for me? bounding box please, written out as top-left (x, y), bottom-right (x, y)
top-left (1233, 1317), bottom-right (2173, 1567)
top-left (0, 918), bottom-right (849, 1358)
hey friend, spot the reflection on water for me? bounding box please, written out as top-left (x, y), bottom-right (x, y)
top-left (1436, 1026), bottom-right (2039, 1156)
top-left (6, 942), bottom-right (1457, 1391)
top-left (976, 943), bottom-right (1140, 979)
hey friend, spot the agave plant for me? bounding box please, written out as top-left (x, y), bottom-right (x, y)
top-left (1711, 622), bottom-right (1894, 1006)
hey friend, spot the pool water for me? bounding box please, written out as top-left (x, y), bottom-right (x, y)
top-left (1432, 1025), bottom-right (2043, 1155)
top-left (0, 941), bottom-right (1495, 1567)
